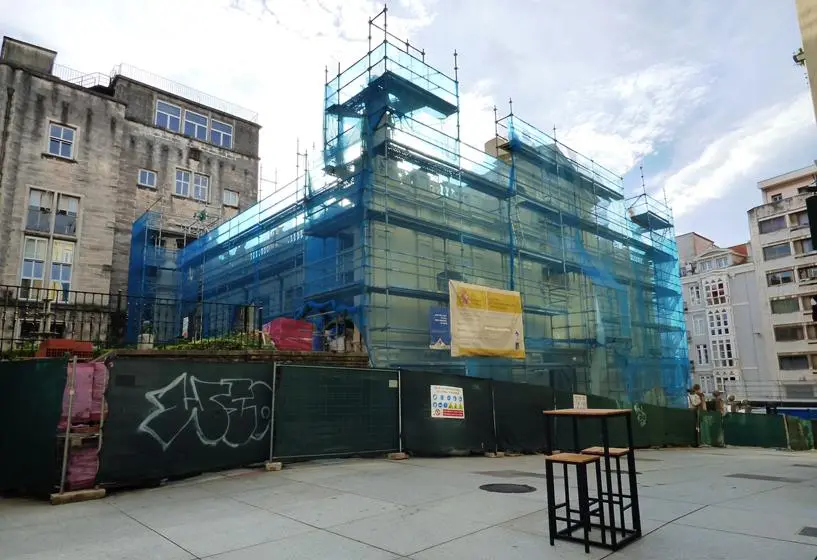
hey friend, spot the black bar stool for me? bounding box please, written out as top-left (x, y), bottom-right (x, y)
top-left (582, 446), bottom-right (632, 535)
top-left (544, 452), bottom-right (604, 554)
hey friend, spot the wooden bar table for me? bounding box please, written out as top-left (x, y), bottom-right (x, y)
top-left (542, 408), bottom-right (642, 552)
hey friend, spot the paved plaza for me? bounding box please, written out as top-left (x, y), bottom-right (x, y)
top-left (1, 447), bottom-right (817, 559)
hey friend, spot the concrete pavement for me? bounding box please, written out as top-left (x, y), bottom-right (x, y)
top-left (1, 447), bottom-right (817, 559)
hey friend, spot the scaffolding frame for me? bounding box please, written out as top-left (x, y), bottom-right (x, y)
top-left (128, 8), bottom-right (689, 406)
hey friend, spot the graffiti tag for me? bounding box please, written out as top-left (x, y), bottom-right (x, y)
top-left (138, 372), bottom-right (272, 450)
top-left (632, 403), bottom-right (648, 428)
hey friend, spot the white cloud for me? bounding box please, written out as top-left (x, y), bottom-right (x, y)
top-left (658, 92), bottom-right (814, 216)
top-left (559, 62), bottom-right (710, 175)
top-left (458, 79), bottom-right (497, 150)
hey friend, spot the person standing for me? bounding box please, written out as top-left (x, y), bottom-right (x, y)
top-left (689, 384), bottom-right (706, 446)
top-left (713, 391), bottom-right (726, 415)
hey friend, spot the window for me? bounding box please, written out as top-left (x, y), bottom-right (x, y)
top-left (211, 120), bottom-right (233, 149)
top-left (791, 211), bottom-right (809, 227)
top-left (698, 374), bottom-right (716, 394)
top-left (767, 269), bottom-right (794, 286)
top-left (799, 265), bottom-right (817, 281)
top-left (175, 169), bottom-right (191, 197)
top-left (26, 189), bottom-right (52, 233)
top-left (47, 123), bottom-right (75, 159)
top-left (807, 325), bottom-right (817, 340)
top-left (758, 216), bottom-right (786, 234)
top-left (714, 372), bottom-right (740, 392)
top-left (20, 237), bottom-right (48, 299)
top-left (763, 242), bottom-right (791, 261)
top-left (699, 260), bottom-right (713, 272)
top-left (712, 339), bottom-right (735, 368)
top-left (49, 240), bottom-right (74, 302)
top-left (184, 110), bottom-right (208, 141)
top-left (692, 314), bottom-right (706, 336)
top-left (795, 238), bottom-right (814, 254)
top-left (54, 194), bottom-right (79, 236)
top-left (798, 186), bottom-right (812, 194)
top-left (771, 194), bottom-right (783, 202)
top-left (785, 384), bottom-right (815, 399)
top-left (193, 173), bottom-right (209, 201)
top-left (155, 100), bottom-right (181, 132)
top-left (770, 297), bottom-right (799, 314)
top-left (779, 355), bottom-right (809, 371)
top-left (687, 283), bottom-right (701, 306)
top-left (707, 308), bottom-right (730, 336)
top-left (704, 278), bottom-right (727, 306)
top-left (714, 256), bottom-right (729, 269)
top-left (801, 295), bottom-right (817, 312)
top-left (775, 325), bottom-right (804, 342)
top-left (138, 169), bottom-right (157, 188)
top-left (696, 344), bottom-right (709, 366)
top-left (223, 189), bottom-right (239, 207)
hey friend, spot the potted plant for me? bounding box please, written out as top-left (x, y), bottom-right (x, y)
top-left (138, 321), bottom-right (154, 350)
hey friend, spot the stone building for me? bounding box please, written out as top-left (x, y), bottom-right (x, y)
top-left (0, 36), bottom-right (259, 348)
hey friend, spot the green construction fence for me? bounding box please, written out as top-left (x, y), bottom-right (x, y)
top-left (551, 393), bottom-right (815, 452)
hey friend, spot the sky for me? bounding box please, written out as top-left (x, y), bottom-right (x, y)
top-left (2, 0), bottom-right (815, 246)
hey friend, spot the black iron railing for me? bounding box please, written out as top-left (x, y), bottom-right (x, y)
top-left (0, 285), bottom-right (264, 358)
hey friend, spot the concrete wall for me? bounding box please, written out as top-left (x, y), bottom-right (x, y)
top-left (730, 266), bottom-right (769, 399)
top-left (0, 64), bottom-right (125, 292)
top-left (0, 38), bottom-right (56, 74)
top-left (676, 232), bottom-right (715, 264)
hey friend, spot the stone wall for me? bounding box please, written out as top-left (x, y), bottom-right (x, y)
top-left (0, 65), bottom-right (261, 296)
top-left (110, 78), bottom-right (260, 294)
top-left (0, 65), bottom-right (125, 293)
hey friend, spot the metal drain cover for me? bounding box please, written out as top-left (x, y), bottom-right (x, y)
top-left (479, 483), bottom-right (537, 494)
top-left (798, 526), bottom-right (817, 538)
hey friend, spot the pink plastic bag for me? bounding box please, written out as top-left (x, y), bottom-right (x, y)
top-left (58, 362), bottom-right (108, 429)
top-left (66, 447), bottom-right (99, 491)
top-left (90, 362), bottom-right (108, 422)
top-left (58, 363), bottom-right (93, 429)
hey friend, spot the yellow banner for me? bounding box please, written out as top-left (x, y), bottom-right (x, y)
top-left (449, 280), bottom-right (525, 359)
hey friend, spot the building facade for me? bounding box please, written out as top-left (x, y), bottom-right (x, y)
top-left (678, 233), bottom-right (765, 399)
top-left (748, 164), bottom-right (817, 401)
top-left (129, 13), bottom-right (689, 407)
top-left (0, 37), bottom-right (259, 349)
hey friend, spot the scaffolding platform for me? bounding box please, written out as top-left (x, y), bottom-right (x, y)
top-left (127, 9), bottom-right (689, 407)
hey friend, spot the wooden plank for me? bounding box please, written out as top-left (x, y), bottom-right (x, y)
top-left (50, 488), bottom-right (106, 505)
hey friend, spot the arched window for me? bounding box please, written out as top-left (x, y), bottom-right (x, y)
top-left (703, 277), bottom-right (728, 306)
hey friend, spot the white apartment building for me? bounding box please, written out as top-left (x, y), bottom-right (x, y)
top-left (678, 233), bottom-right (764, 399)
top-left (748, 164), bottom-right (817, 402)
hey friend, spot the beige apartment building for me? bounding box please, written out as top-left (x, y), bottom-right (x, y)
top-left (0, 37), bottom-right (260, 296)
top-left (0, 37), bottom-right (260, 349)
top-left (748, 164), bottom-right (817, 400)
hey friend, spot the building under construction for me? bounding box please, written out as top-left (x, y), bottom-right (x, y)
top-left (129, 10), bottom-right (688, 406)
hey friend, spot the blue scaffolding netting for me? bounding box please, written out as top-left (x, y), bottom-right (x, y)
top-left (127, 11), bottom-right (689, 407)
